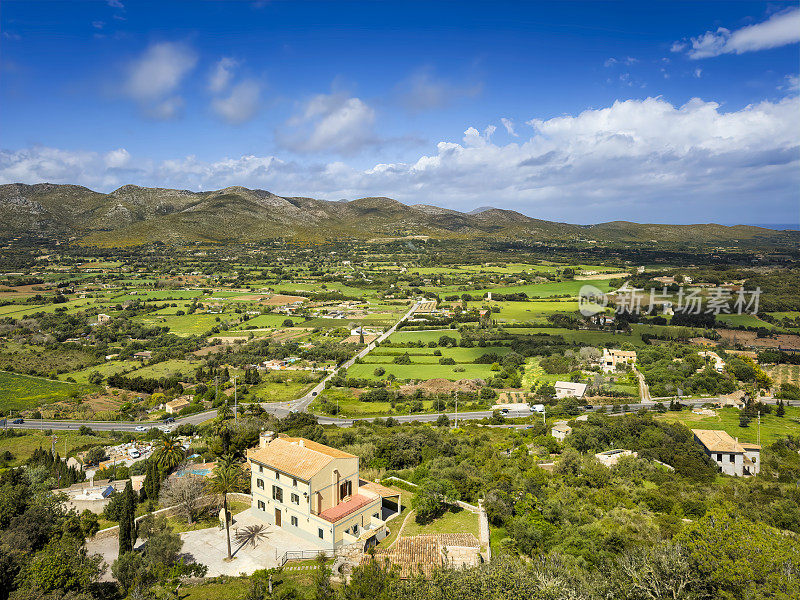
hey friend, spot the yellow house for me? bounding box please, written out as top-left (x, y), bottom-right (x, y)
top-left (247, 432), bottom-right (400, 550)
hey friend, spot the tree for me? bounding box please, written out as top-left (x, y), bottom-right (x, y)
top-left (143, 459), bottom-right (162, 502)
top-left (85, 446), bottom-right (107, 467)
top-left (312, 553), bottom-right (334, 600)
top-left (283, 318), bottom-right (294, 327)
top-left (436, 414), bottom-right (450, 427)
top-left (118, 480), bottom-right (136, 555)
top-left (112, 551), bottom-right (146, 594)
top-left (21, 536), bottom-right (102, 595)
top-left (374, 367), bottom-right (385, 377)
top-left (153, 435), bottom-right (185, 471)
top-left (159, 474), bottom-right (205, 525)
top-left (412, 478), bottom-right (460, 524)
top-left (205, 456), bottom-right (247, 560)
top-left (776, 400), bottom-right (786, 417)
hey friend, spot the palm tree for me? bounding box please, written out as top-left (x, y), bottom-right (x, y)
top-left (153, 435), bottom-right (185, 471)
top-left (205, 455), bottom-right (247, 560)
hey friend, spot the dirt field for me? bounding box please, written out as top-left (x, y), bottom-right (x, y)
top-left (716, 329), bottom-right (800, 350)
top-left (262, 294), bottom-right (307, 306)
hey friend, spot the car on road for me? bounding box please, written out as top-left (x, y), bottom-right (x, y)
top-left (12, 418), bottom-right (24, 424)
top-left (134, 425), bottom-right (148, 432)
top-left (500, 408), bottom-right (510, 414)
top-left (584, 405), bottom-right (594, 410)
top-left (312, 391), bottom-right (318, 396)
top-left (164, 416), bottom-right (175, 423)
top-left (159, 425), bottom-right (173, 433)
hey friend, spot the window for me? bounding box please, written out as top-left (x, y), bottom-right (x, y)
top-left (275, 471), bottom-right (280, 480)
top-left (373, 513), bottom-right (380, 519)
top-left (291, 493), bottom-right (300, 505)
top-left (729, 454), bottom-right (734, 463)
top-left (293, 478), bottom-right (297, 487)
top-left (272, 485), bottom-right (283, 502)
top-left (318, 528), bottom-right (324, 539)
top-left (291, 516), bottom-right (298, 526)
top-left (259, 465), bottom-right (263, 473)
top-left (257, 500), bottom-right (265, 511)
top-left (256, 479), bottom-right (264, 489)
top-left (339, 480), bottom-right (352, 500)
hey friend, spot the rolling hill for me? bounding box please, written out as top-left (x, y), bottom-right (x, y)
top-left (0, 182), bottom-right (795, 246)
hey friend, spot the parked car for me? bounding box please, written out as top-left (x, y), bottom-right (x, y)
top-left (128, 449), bottom-right (141, 459)
top-left (12, 418), bottom-right (24, 424)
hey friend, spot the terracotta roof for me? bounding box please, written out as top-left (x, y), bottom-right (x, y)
top-left (366, 534), bottom-right (480, 579)
top-left (248, 438), bottom-right (337, 480)
top-left (692, 429), bottom-right (745, 453)
top-left (319, 493), bottom-right (375, 523)
top-left (740, 442), bottom-right (762, 450)
top-left (281, 437), bottom-right (356, 459)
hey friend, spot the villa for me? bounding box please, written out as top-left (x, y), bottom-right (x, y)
top-left (691, 429), bottom-right (760, 476)
top-left (601, 348), bottom-right (637, 373)
top-left (247, 432), bottom-right (401, 551)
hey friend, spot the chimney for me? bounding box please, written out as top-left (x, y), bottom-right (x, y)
top-left (298, 440), bottom-right (305, 448)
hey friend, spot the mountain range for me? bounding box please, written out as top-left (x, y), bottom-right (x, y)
top-left (1, 182), bottom-right (796, 247)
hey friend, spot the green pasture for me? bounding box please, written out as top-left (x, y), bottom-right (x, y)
top-left (0, 430), bottom-right (112, 467)
top-left (0, 371), bottom-right (96, 411)
top-left (136, 313), bottom-right (221, 335)
top-left (58, 360), bottom-right (132, 384)
top-left (129, 359), bottom-right (197, 379)
top-left (368, 345), bottom-right (511, 363)
top-left (389, 329), bottom-right (461, 344)
top-left (233, 314), bottom-right (303, 329)
top-left (348, 361), bottom-right (494, 381)
top-left (490, 300), bottom-right (578, 322)
top-left (655, 406), bottom-right (800, 445)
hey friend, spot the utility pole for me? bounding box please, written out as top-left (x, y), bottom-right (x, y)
top-left (233, 376), bottom-right (238, 421)
top-left (455, 391), bottom-right (458, 428)
top-left (757, 410), bottom-right (761, 447)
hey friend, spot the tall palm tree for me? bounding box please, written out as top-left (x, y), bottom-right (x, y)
top-left (205, 455), bottom-right (247, 560)
top-left (154, 435), bottom-right (185, 471)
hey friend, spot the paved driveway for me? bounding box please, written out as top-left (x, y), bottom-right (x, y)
top-left (87, 509), bottom-right (328, 581)
top-left (178, 510), bottom-right (327, 576)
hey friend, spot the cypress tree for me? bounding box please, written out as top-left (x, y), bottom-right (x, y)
top-left (118, 480), bottom-right (136, 554)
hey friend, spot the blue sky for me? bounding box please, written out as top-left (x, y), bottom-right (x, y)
top-left (1, 1), bottom-right (798, 224)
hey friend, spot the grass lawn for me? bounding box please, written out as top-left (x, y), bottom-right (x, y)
top-left (489, 524), bottom-right (508, 557)
top-left (655, 406), bottom-right (800, 445)
top-left (402, 507), bottom-right (480, 538)
top-left (0, 430), bottom-right (111, 467)
top-left (368, 345), bottom-right (511, 363)
top-left (311, 392), bottom-right (450, 417)
top-left (457, 279), bottom-right (615, 299)
top-left (0, 371), bottom-right (96, 411)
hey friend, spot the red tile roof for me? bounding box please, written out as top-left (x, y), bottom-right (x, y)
top-left (319, 494), bottom-right (375, 523)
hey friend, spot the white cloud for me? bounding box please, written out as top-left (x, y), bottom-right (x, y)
top-left (278, 92), bottom-right (376, 154)
top-left (125, 42), bottom-right (196, 100)
top-left (676, 9), bottom-right (800, 59)
top-left (104, 148), bottom-right (131, 168)
top-left (92, 21), bottom-right (105, 29)
top-left (208, 57), bottom-right (237, 93)
top-left (605, 57), bottom-right (638, 67)
top-left (694, 68), bottom-right (702, 78)
top-left (396, 67), bottom-right (481, 112)
top-left (122, 42), bottom-right (196, 119)
top-left (107, 0), bottom-right (124, 8)
top-left (211, 80), bottom-right (261, 124)
top-left (501, 118), bottom-right (518, 137)
top-left (2, 96), bottom-right (798, 223)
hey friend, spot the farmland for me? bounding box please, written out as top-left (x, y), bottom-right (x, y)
top-left (0, 371), bottom-right (96, 411)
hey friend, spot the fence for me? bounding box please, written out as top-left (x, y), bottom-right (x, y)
top-left (276, 549), bottom-right (332, 567)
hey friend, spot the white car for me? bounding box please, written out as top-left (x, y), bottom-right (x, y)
top-left (134, 425), bottom-right (148, 432)
top-left (159, 425), bottom-right (172, 433)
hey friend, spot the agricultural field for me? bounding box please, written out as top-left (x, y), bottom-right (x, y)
top-left (0, 341), bottom-right (100, 376)
top-left (655, 406), bottom-right (800, 445)
top-left (0, 371), bottom-right (96, 411)
top-left (766, 363), bottom-right (800, 387)
top-left (0, 429), bottom-right (112, 467)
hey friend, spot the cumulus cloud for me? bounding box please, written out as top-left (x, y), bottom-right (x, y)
top-left (501, 118), bottom-right (518, 137)
top-left (277, 92), bottom-right (376, 154)
top-left (396, 67), bottom-right (481, 112)
top-left (676, 8), bottom-right (800, 59)
top-left (122, 42), bottom-right (197, 119)
top-left (211, 80), bottom-right (261, 124)
top-left (208, 57), bottom-right (237, 93)
top-left (604, 57), bottom-right (638, 67)
top-left (2, 96), bottom-right (798, 223)
top-left (104, 148), bottom-right (131, 168)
